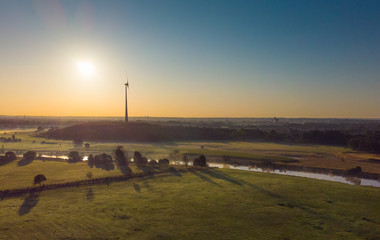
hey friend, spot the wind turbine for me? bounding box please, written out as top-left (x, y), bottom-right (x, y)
top-left (125, 74), bottom-right (129, 122)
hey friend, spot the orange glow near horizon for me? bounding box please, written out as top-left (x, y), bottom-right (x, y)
top-left (0, 1), bottom-right (379, 119)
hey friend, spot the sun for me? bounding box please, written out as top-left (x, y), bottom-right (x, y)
top-left (77, 61), bottom-right (95, 76)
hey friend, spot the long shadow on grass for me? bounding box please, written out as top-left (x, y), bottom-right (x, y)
top-left (133, 183), bottom-right (141, 192)
top-left (136, 165), bottom-right (159, 175)
top-left (18, 191), bottom-right (40, 215)
top-left (204, 169), bottom-right (282, 199)
top-left (200, 169), bottom-right (242, 185)
top-left (119, 165), bottom-right (133, 176)
top-left (189, 169), bottom-right (221, 187)
top-left (86, 188), bottom-right (94, 201)
top-left (0, 158), bottom-right (15, 166)
top-left (169, 167), bottom-right (182, 177)
top-left (17, 158), bottom-right (34, 166)
top-left (213, 170), bottom-right (319, 213)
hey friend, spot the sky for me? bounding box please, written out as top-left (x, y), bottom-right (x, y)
top-left (0, 0), bottom-right (379, 118)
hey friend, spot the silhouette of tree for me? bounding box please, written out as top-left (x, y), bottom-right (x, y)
top-left (133, 151), bottom-right (147, 165)
top-left (34, 174), bottom-right (46, 185)
top-left (115, 146), bottom-right (128, 166)
top-left (193, 155), bottom-right (207, 167)
top-left (88, 154), bottom-right (94, 167)
top-left (68, 151), bottom-right (82, 162)
top-left (158, 158), bottom-right (169, 166)
top-left (5, 151), bottom-right (17, 161)
top-left (148, 159), bottom-right (158, 165)
top-left (23, 151), bottom-right (37, 161)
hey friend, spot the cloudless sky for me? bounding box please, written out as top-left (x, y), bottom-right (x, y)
top-left (0, 0), bottom-right (379, 118)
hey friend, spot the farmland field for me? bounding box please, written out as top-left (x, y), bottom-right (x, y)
top-left (0, 168), bottom-right (379, 240)
top-left (2, 129), bottom-right (380, 174)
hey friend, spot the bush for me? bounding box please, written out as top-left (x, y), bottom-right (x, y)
top-left (94, 153), bottom-right (113, 164)
top-left (347, 166), bottom-right (362, 175)
top-left (5, 151), bottom-right (17, 161)
top-left (193, 155), bottom-right (207, 167)
top-left (115, 146), bottom-right (128, 166)
top-left (158, 158), bottom-right (169, 166)
top-left (23, 151), bottom-right (37, 161)
top-left (88, 154), bottom-right (94, 167)
top-left (148, 159), bottom-right (158, 165)
top-left (68, 151), bottom-right (82, 162)
top-left (133, 151), bottom-right (147, 165)
top-left (34, 174), bottom-right (47, 185)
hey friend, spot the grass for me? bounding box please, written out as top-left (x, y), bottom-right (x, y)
top-left (0, 160), bottom-right (145, 190)
top-left (182, 148), bottom-right (295, 163)
top-left (2, 129), bottom-right (380, 174)
top-left (0, 168), bottom-right (379, 239)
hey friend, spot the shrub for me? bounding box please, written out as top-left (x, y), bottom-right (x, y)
top-left (23, 151), bottom-right (37, 161)
top-left (133, 151), bottom-right (147, 165)
top-left (148, 159), bottom-right (158, 165)
top-left (94, 153), bottom-right (113, 164)
top-left (193, 155), bottom-right (207, 167)
top-left (158, 158), bottom-right (169, 166)
top-left (68, 151), bottom-right (82, 162)
top-left (88, 154), bottom-right (94, 167)
top-left (5, 151), bottom-right (17, 161)
top-left (347, 166), bottom-right (362, 175)
top-left (115, 146), bottom-right (128, 166)
top-left (34, 174), bottom-right (47, 185)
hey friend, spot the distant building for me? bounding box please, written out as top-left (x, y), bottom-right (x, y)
top-left (272, 117), bottom-right (280, 123)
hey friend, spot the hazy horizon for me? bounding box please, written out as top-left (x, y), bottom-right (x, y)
top-left (1, 114), bottom-right (380, 120)
top-left (1, 0), bottom-right (379, 118)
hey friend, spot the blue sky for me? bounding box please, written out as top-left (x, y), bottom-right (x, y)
top-left (0, 0), bottom-right (379, 117)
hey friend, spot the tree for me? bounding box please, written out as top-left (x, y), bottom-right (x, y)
top-left (148, 159), bottom-right (158, 165)
top-left (68, 151), bottom-right (82, 162)
top-left (158, 158), bottom-right (169, 166)
top-left (133, 151), bottom-right (147, 165)
top-left (193, 155), bottom-right (207, 167)
top-left (182, 155), bottom-right (189, 166)
top-left (115, 146), bottom-right (127, 166)
top-left (23, 151), bottom-right (37, 161)
top-left (88, 154), bottom-right (94, 167)
top-left (34, 174), bottom-right (47, 185)
top-left (5, 151), bottom-right (17, 161)
top-left (86, 171), bottom-right (93, 180)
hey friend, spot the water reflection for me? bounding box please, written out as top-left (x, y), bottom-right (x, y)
top-left (206, 163), bottom-right (380, 187)
top-left (172, 161), bottom-right (380, 187)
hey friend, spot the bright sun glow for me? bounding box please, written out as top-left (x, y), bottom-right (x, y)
top-left (77, 61), bottom-right (95, 76)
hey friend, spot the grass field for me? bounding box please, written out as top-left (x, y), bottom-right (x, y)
top-left (0, 168), bottom-right (379, 239)
top-left (2, 129), bottom-right (380, 174)
top-left (0, 160), bottom-right (145, 190)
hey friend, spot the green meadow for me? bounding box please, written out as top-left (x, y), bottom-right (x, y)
top-left (0, 160), bottom-right (143, 190)
top-left (1, 168), bottom-right (379, 240)
top-left (2, 129), bottom-right (380, 174)
top-left (1, 129), bottom-right (380, 239)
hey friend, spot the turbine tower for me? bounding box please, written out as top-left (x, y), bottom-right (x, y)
top-left (125, 78), bottom-right (129, 122)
